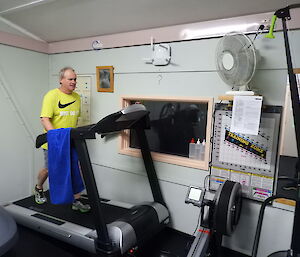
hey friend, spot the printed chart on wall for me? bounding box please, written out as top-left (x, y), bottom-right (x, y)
top-left (210, 103), bottom-right (282, 201)
top-left (75, 76), bottom-right (91, 127)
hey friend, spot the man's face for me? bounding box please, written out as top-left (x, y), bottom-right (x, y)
top-left (60, 69), bottom-right (77, 93)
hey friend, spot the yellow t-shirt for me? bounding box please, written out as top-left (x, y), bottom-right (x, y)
top-left (40, 88), bottom-right (81, 149)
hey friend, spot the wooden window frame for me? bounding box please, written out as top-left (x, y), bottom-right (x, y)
top-left (119, 96), bottom-right (214, 170)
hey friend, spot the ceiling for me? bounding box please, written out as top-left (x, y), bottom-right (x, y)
top-left (0, 0), bottom-right (299, 43)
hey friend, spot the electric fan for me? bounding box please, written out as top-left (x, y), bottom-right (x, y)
top-left (216, 32), bottom-right (257, 95)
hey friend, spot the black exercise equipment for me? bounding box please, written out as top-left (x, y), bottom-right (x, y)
top-left (185, 180), bottom-right (242, 257)
top-left (5, 104), bottom-right (169, 256)
top-left (4, 103), bottom-right (242, 257)
top-left (252, 4), bottom-right (300, 257)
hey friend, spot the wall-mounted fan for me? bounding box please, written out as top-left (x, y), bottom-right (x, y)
top-left (216, 33), bottom-right (257, 95)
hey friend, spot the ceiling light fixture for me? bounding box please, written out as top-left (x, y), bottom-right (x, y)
top-left (0, 0), bottom-right (57, 15)
top-left (181, 22), bottom-right (260, 39)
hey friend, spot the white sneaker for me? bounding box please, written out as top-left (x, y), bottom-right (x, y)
top-left (72, 200), bottom-right (91, 213)
top-left (34, 185), bottom-right (47, 204)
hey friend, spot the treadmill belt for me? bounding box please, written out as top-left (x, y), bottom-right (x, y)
top-left (13, 192), bottom-right (130, 229)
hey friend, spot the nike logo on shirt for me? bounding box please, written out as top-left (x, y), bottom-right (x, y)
top-left (58, 100), bottom-right (76, 108)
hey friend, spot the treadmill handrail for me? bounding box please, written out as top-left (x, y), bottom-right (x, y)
top-left (36, 133), bottom-right (47, 148)
top-left (35, 109), bottom-right (150, 148)
top-left (35, 124), bottom-right (96, 148)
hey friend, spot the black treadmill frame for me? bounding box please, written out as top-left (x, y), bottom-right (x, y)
top-left (36, 109), bottom-right (166, 256)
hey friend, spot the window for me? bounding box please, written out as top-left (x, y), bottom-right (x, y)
top-left (120, 96), bottom-right (213, 170)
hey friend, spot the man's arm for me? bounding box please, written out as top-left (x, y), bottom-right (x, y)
top-left (40, 117), bottom-right (55, 131)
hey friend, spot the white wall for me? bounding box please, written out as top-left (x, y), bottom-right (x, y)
top-left (0, 44), bottom-right (49, 204)
top-left (48, 30), bottom-right (300, 257)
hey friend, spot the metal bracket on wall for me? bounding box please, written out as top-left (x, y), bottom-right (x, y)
top-left (143, 37), bottom-right (171, 66)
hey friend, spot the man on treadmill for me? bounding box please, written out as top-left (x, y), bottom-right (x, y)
top-left (33, 67), bottom-right (91, 213)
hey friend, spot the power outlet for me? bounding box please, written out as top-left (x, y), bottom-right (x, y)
top-left (261, 19), bottom-right (272, 30)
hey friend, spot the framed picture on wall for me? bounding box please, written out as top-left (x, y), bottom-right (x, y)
top-left (96, 66), bottom-right (114, 92)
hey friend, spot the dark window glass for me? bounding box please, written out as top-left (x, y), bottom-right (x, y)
top-left (129, 100), bottom-right (208, 157)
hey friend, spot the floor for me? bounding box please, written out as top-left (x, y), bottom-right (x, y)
top-left (3, 225), bottom-right (250, 257)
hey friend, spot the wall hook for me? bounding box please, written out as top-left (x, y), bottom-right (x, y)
top-left (158, 74), bottom-right (163, 85)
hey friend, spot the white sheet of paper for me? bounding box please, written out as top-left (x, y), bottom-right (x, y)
top-left (230, 95), bottom-right (263, 135)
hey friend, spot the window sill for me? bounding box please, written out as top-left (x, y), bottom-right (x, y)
top-left (119, 146), bottom-right (209, 170)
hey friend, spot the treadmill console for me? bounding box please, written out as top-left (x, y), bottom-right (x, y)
top-left (185, 186), bottom-right (205, 207)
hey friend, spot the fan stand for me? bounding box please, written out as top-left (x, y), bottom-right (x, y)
top-left (225, 85), bottom-right (255, 96)
top-left (219, 86), bottom-right (256, 101)
top-left (225, 91), bottom-right (255, 96)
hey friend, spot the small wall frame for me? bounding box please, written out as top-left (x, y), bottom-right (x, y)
top-left (96, 66), bottom-right (114, 92)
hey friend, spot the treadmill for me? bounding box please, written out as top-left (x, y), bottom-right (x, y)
top-left (4, 104), bottom-right (169, 256)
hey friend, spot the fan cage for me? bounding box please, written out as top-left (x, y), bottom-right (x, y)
top-left (216, 33), bottom-right (257, 89)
